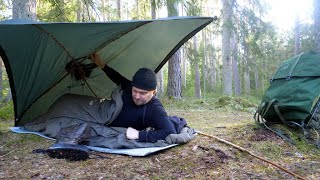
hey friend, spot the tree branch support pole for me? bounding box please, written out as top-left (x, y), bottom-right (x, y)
top-left (197, 131), bottom-right (306, 180)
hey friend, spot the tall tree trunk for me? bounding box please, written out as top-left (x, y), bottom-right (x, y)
top-left (166, 0), bottom-right (181, 99)
top-left (180, 2), bottom-right (187, 89)
top-left (101, 0), bottom-right (106, 21)
top-left (12, 0), bottom-right (36, 20)
top-left (294, 15), bottom-right (301, 55)
top-left (202, 30), bottom-right (206, 98)
top-left (253, 63), bottom-right (259, 90)
top-left (243, 43), bottom-right (250, 94)
top-left (117, 0), bottom-right (121, 20)
top-left (181, 46), bottom-right (187, 89)
top-left (193, 36), bottom-right (201, 98)
top-left (231, 32), bottom-right (241, 96)
top-left (314, 0), bottom-right (320, 53)
top-left (210, 50), bottom-right (217, 92)
top-left (103, 0), bottom-right (110, 21)
top-left (209, 31), bottom-right (216, 92)
top-left (151, 0), bottom-right (156, 18)
top-left (76, 0), bottom-right (82, 22)
top-left (221, 0), bottom-right (233, 96)
top-left (151, 0), bottom-right (164, 96)
top-left (136, 0), bottom-right (139, 19)
top-left (167, 52), bottom-right (181, 98)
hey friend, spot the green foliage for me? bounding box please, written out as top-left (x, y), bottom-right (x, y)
top-left (0, 101), bottom-right (14, 121)
top-left (214, 96), bottom-right (257, 112)
top-left (161, 95), bottom-right (259, 113)
top-left (184, 0), bottom-right (202, 16)
top-left (0, 0), bottom-right (10, 20)
top-left (130, 0), bottom-right (152, 20)
top-left (37, 0), bottom-right (81, 22)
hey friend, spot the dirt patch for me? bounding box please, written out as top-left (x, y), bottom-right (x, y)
top-left (250, 128), bottom-right (279, 141)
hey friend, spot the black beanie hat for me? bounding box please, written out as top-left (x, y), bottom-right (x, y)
top-left (131, 67), bottom-right (157, 91)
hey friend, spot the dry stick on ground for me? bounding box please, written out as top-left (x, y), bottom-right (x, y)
top-left (196, 131), bottom-right (306, 180)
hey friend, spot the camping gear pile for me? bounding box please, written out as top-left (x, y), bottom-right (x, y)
top-left (255, 51), bottom-right (320, 147)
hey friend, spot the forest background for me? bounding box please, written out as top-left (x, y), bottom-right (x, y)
top-left (0, 0), bottom-right (320, 115)
top-left (1, 1), bottom-right (320, 179)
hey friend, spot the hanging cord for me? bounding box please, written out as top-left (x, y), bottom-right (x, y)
top-left (196, 130), bottom-right (306, 180)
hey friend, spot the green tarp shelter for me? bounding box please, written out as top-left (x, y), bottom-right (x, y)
top-left (0, 17), bottom-right (213, 126)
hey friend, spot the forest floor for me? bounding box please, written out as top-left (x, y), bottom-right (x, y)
top-left (0, 97), bottom-right (319, 179)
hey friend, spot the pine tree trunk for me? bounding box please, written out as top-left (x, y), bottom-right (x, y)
top-left (202, 30), bottom-right (206, 98)
top-left (193, 36), bottom-right (201, 98)
top-left (314, 0), bottom-right (320, 53)
top-left (166, 0), bottom-right (181, 99)
top-left (180, 2), bottom-right (186, 89)
top-left (294, 15), bottom-right (301, 55)
top-left (254, 64), bottom-right (259, 90)
top-left (243, 45), bottom-right (250, 94)
top-left (209, 32), bottom-right (216, 92)
top-left (221, 0), bottom-right (233, 96)
top-left (12, 0), bottom-right (37, 20)
top-left (151, 0), bottom-right (156, 18)
top-left (167, 52), bottom-right (181, 98)
top-left (117, 0), bottom-right (121, 20)
top-left (181, 46), bottom-right (187, 89)
top-left (76, 0), bottom-right (82, 22)
top-left (231, 32), bottom-right (241, 96)
top-left (210, 51), bottom-right (217, 92)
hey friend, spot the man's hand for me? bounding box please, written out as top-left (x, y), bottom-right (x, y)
top-left (126, 127), bottom-right (139, 140)
top-left (90, 53), bottom-right (106, 69)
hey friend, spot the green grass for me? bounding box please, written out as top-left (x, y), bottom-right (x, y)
top-left (0, 101), bottom-right (14, 121)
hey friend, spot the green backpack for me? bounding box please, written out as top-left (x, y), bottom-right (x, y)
top-left (255, 51), bottom-right (320, 147)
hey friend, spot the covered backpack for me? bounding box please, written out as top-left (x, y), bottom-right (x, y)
top-left (255, 51), bottom-right (320, 147)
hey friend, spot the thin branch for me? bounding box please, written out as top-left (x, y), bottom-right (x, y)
top-left (197, 131), bottom-right (306, 180)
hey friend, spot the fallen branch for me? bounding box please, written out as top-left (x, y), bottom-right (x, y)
top-left (196, 130), bottom-right (306, 180)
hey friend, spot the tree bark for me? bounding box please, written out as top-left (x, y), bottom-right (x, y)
top-left (181, 45), bottom-right (187, 89)
top-left (12, 0), bottom-right (37, 20)
top-left (180, 2), bottom-right (187, 89)
top-left (209, 31), bottom-right (216, 92)
top-left (314, 0), bottom-right (320, 53)
top-left (294, 15), bottom-right (301, 55)
top-left (193, 36), bottom-right (201, 99)
top-left (202, 30), bottom-right (206, 98)
top-left (151, 0), bottom-right (156, 18)
top-left (221, 0), bottom-right (233, 96)
top-left (231, 32), bottom-right (241, 96)
top-left (243, 43), bottom-right (250, 94)
top-left (117, 0), bottom-right (121, 20)
top-left (253, 63), bottom-right (259, 90)
top-left (167, 52), bottom-right (181, 98)
top-left (166, 0), bottom-right (181, 99)
top-left (76, 0), bottom-right (82, 22)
